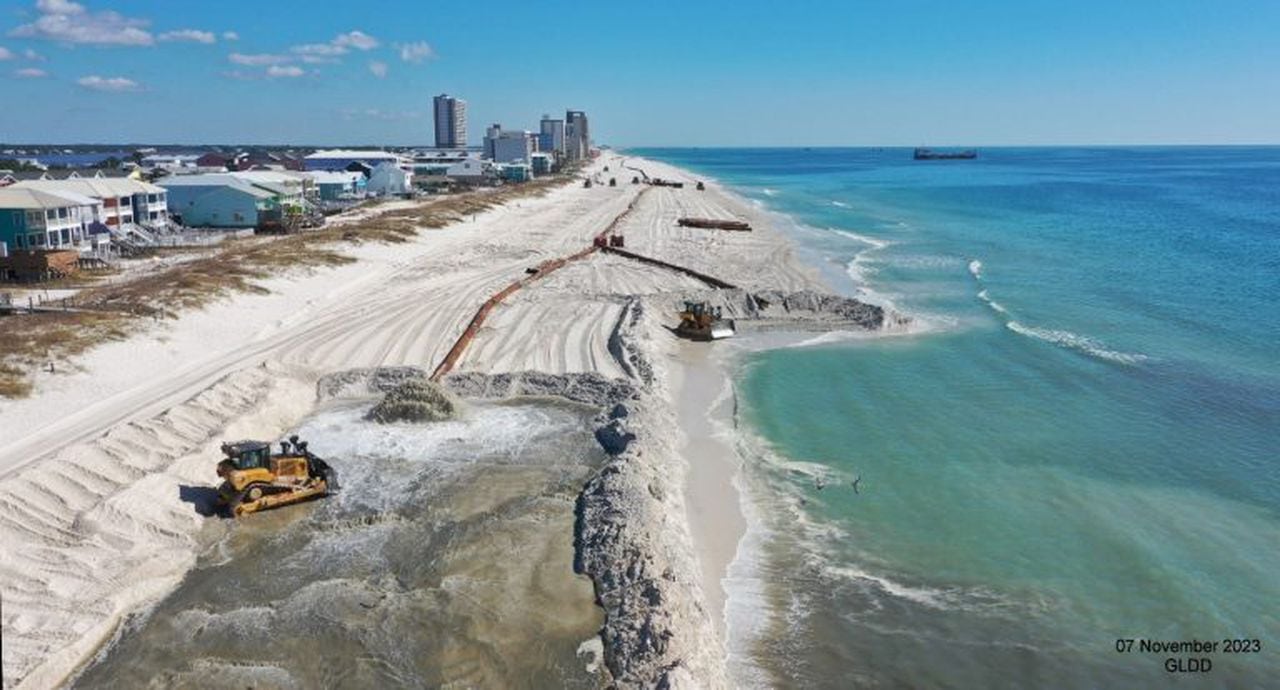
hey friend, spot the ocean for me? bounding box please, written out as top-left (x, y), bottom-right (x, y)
top-left (633, 147), bottom-right (1280, 688)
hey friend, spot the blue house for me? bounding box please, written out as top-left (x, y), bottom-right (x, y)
top-left (304, 171), bottom-right (365, 200)
top-left (161, 175), bottom-right (278, 228)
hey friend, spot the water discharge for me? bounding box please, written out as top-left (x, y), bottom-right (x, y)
top-left (74, 400), bottom-right (608, 689)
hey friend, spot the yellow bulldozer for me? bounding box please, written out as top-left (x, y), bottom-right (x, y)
top-left (676, 301), bottom-right (736, 340)
top-left (216, 436), bottom-right (338, 517)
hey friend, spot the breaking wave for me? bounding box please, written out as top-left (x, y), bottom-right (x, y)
top-left (969, 258), bottom-right (1147, 365)
top-left (976, 289), bottom-right (1008, 315)
top-left (1005, 322), bottom-right (1150, 365)
top-left (968, 259), bottom-right (984, 280)
top-left (831, 200), bottom-right (850, 208)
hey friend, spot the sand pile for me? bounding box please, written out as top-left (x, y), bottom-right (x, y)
top-left (367, 378), bottom-right (460, 423)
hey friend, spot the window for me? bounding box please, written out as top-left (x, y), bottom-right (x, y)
top-left (14, 234), bottom-right (24, 248)
top-left (121, 197), bottom-right (131, 206)
top-left (33, 233), bottom-right (44, 246)
top-left (61, 229), bottom-right (70, 244)
top-left (46, 209), bottom-right (56, 220)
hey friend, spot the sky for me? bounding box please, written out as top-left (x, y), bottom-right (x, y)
top-left (1, 0), bottom-right (1278, 147)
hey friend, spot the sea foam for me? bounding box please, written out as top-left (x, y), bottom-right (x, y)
top-left (968, 259), bottom-right (984, 280)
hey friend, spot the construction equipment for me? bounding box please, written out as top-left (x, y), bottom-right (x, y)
top-left (676, 301), bottom-right (736, 340)
top-left (216, 435), bottom-right (338, 517)
top-left (677, 217), bottom-right (752, 231)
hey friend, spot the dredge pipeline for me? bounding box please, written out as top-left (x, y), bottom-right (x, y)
top-left (429, 188), bottom-right (651, 381)
top-left (601, 246), bottom-right (739, 289)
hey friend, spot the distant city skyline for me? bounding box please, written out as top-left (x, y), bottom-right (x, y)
top-left (2, 0), bottom-right (1278, 146)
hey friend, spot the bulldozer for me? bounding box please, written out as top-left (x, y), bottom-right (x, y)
top-left (216, 435), bottom-right (338, 517)
top-left (676, 301), bottom-right (736, 340)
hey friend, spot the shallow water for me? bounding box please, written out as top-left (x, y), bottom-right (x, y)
top-left (74, 399), bottom-right (608, 689)
top-left (636, 147), bottom-right (1280, 688)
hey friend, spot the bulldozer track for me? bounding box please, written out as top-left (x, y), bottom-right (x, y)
top-left (428, 183), bottom-right (745, 382)
top-left (429, 188), bottom-right (651, 381)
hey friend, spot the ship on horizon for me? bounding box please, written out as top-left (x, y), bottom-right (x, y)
top-left (913, 147), bottom-right (978, 160)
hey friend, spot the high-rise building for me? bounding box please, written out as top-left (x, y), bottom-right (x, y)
top-left (482, 123), bottom-right (535, 164)
top-left (539, 114), bottom-right (565, 156)
top-left (564, 110), bottom-right (590, 161)
top-left (433, 94), bottom-right (467, 148)
top-left (483, 123), bottom-right (501, 159)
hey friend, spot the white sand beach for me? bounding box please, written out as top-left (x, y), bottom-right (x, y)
top-left (0, 153), bottom-right (832, 688)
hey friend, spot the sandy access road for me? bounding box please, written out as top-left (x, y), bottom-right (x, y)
top-left (0, 152), bottom-right (821, 689)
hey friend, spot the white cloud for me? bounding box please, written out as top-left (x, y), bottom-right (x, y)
top-left (333, 30), bottom-right (378, 51)
top-left (222, 31), bottom-right (239, 41)
top-left (368, 60), bottom-right (387, 78)
top-left (11, 0), bottom-right (154, 46)
top-left (77, 75), bottom-right (140, 92)
top-left (0, 47), bottom-right (13, 61)
top-left (266, 65), bottom-right (304, 78)
top-left (289, 30), bottom-right (379, 62)
top-left (292, 42), bottom-right (345, 57)
top-left (14, 67), bottom-right (48, 78)
top-left (158, 29), bottom-right (215, 44)
top-left (228, 52), bottom-right (290, 66)
top-left (24, 48), bottom-right (46, 61)
top-left (37, 0), bottom-right (84, 14)
top-left (397, 41), bottom-right (435, 63)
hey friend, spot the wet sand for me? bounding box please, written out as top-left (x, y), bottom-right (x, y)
top-left (674, 341), bottom-right (747, 643)
top-left (71, 399), bottom-right (607, 689)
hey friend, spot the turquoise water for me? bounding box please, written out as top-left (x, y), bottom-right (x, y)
top-left (635, 148), bottom-right (1280, 688)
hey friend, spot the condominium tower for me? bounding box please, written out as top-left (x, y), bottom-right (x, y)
top-left (433, 94), bottom-right (467, 148)
top-left (565, 110), bottom-right (590, 161)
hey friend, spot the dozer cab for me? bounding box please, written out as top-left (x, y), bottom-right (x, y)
top-left (216, 435), bottom-right (338, 517)
top-left (676, 301), bottom-right (736, 340)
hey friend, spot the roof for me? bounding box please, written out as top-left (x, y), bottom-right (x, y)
top-left (157, 174), bottom-right (276, 199)
top-left (231, 170), bottom-right (307, 185)
top-left (0, 187), bottom-right (87, 210)
top-left (40, 168), bottom-right (134, 180)
top-left (305, 149), bottom-right (402, 160)
top-left (11, 177), bottom-right (165, 197)
top-left (304, 171), bottom-right (362, 184)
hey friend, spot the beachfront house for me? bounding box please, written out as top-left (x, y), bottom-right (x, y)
top-left (445, 158), bottom-right (492, 184)
top-left (409, 149), bottom-right (474, 180)
top-left (0, 187), bottom-right (110, 253)
top-left (229, 171), bottom-right (311, 207)
top-left (530, 152), bottom-right (554, 176)
top-left (497, 163), bottom-right (533, 183)
top-left (304, 171), bottom-right (365, 201)
top-left (160, 175), bottom-right (278, 229)
top-left (8, 177), bottom-right (170, 233)
top-left (366, 162), bottom-right (411, 196)
top-left (304, 149), bottom-right (403, 172)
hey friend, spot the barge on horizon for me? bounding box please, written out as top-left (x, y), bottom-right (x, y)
top-left (913, 148), bottom-right (978, 160)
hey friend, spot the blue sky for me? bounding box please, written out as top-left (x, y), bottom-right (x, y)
top-left (2, 0), bottom-right (1278, 146)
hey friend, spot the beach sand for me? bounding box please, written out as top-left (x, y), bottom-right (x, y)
top-left (0, 152), bottom-right (828, 688)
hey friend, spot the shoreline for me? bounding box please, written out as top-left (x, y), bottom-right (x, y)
top-left (0, 152), bottom-right (885, 688)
